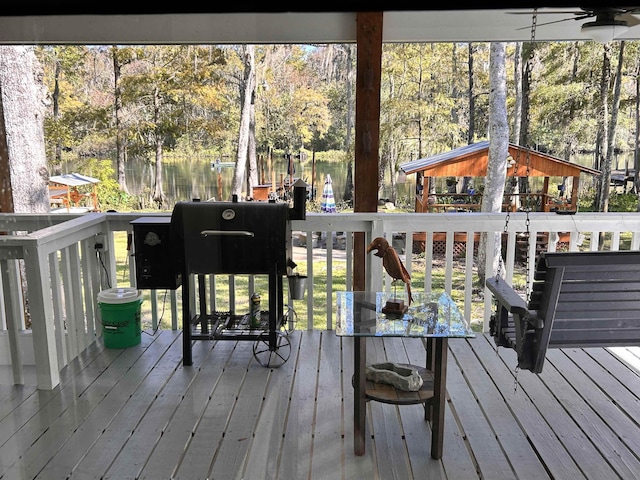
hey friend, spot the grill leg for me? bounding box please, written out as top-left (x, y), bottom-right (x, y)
top-left (182, 270), bottom-right (192, 366)
top-left (198, 274), bottom-right (208, 335)
top-left (267, 267), bottom-right (284, 351)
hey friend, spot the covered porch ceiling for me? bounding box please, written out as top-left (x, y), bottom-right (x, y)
top-left (2, 6), bottom-right (640, 44)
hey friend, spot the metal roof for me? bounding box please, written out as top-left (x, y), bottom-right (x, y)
top-left (400, 142), bottom-right (490, 174)
top-left (49, 172), bottom-right (100, 187)
top-left (399, 141), bottom-right (601, 177)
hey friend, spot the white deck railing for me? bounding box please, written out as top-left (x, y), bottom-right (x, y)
top-left (2, 210), bottom-right (640, 389)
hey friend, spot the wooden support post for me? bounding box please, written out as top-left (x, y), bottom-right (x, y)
top-left (353, 11), bottom-right (382, 291)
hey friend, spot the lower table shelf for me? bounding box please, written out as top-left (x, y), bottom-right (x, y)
top-left (356, 364), bottom-right (434, 405)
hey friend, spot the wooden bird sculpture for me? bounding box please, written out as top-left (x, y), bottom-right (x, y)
top-left (367, 237), bottom-right (413, 305)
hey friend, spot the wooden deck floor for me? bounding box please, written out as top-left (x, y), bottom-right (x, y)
top-left (1, 329), bottom-right (639, 479)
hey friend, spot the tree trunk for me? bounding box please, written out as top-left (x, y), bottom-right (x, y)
top-left (518, 42), bottom-right (534, 199)
top-left (52, 53), bottom-right (62, 170)
top-left (635, 70), bottom-right (640, 205)
top-left (601, 41), bottom-right (624, 214)
top-left (151, 86), bottom-right (165, 207)
top-left (451, 43), bottom-right (459, 126)
top-left (460, 43), bottom-right (477, 194)
top-left (345, 44), bottom-right (355, 152)
top-left (153, 137), bottom-right (165, 207)
top-left (596, 44), bottom-right (612, 213)
top-left (344, 160), bottom-right (353, 205)
top-left (519, 43), bottom-right (534, 147)
top-left (561, 43), bottom-right (582, 195)
top-left (467, 43), bottom-right (476, 144)
top-left (0, 82), bottom-right (13, 214)
top-left (0, 46), bottom-right (49, 213)
top-left (512, 42), bottom-right (522, 144)
top-left (112, 47), bottom-right (129, 194)
top-left (232, 44), bottom-right (255, 200)
top-left (248, 86), bottom-right (258, 193)
top-left (478, 42), bottom-right (508, 285)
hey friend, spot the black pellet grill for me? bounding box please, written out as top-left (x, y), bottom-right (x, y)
top-left (169, 199), bottom-right (295, 367)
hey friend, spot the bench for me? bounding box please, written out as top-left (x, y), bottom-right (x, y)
top-left (486, 250), bottom-right (640, 373)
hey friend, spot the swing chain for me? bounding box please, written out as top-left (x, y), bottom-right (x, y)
top-left (523, 149), bottom-right (532, 302)
top-left (529, 9), bottom-right (537, 45)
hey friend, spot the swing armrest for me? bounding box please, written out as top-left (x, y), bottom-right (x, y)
top-left (485, 277), bottom-right (529, 317)
top-left (486, 276), bottom-right (533, 361)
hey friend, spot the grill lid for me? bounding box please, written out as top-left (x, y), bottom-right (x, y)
top-left (171, 200), bottom-right (291, 275)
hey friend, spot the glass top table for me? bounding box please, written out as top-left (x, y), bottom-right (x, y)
top-left (335, 291), bottom-right (475, 459)
top-left (335, 291), bottom-right (474, 338)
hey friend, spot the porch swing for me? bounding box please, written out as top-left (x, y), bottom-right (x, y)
top-left (485, 11), bottom-right (640, 374)
top-left (486, 247), bottom-right (640, 373)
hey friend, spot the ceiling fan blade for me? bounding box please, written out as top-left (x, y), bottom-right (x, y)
top-left (618, 11), bottom-right (640, 27)
top-left (615, 7), bottom-right (640, 15)
top-left (506, 10), bottom-right (584, 15)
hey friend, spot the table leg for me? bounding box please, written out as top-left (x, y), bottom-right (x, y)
top-left (424, 338), bottom-right (435, 421)
top-left (430, 337), bottom-right (448, 459)
top-left (354, 336), bottom-right (366, 455)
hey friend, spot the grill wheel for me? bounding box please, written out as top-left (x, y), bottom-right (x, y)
top-left (252, 332), bottom-right (292, 368)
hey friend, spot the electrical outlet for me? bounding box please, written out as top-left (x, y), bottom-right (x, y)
top-left (95, 234), bottom-right (107, 251)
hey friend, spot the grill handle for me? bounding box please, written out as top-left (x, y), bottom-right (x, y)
top-left (200, 230), bottom-right (255, 237)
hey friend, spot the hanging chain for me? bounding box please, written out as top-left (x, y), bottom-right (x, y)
top-left (529, 9), bottom-right (537, 45)
top-left (522, 9), bottom-right (536, 304)
top-left (523, 149), bottom-right (532, 303)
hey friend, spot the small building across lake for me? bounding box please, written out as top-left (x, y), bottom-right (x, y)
top-left (399, 141), bottom-right (601, 214)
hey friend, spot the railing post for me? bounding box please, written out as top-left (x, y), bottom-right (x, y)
top-left (369, 220), bottom-right (384, 292)
top-left (483, 234), bottom-right (495, 333)
top-left (80, 239), bottom-right (98, 341)
top-left (23, 244), bottom-right (60, 390)
top-left (49, 252), bottom-right (68, 368)
top-left (1, 259), bottom-right (25, 384)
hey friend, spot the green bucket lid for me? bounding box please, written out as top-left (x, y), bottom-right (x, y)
top-left (98, 287), bottom-right (142, 304)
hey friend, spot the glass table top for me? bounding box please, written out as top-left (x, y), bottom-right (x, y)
top-left (335, 291), bottom-right (475, 338)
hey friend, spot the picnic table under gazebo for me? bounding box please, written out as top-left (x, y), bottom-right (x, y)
top-left (49, 172), bottom-right (100, 212)
top-left (399, 141), bottom-right (601, 214)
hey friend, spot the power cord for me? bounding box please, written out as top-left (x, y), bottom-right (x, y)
top-left (143, 289), bottom-right (168, 336)
top-left (96, 249), bottom-right (112, 289)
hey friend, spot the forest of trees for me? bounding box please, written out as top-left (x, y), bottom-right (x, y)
top-left (2, 40), bottom-right (639, 211)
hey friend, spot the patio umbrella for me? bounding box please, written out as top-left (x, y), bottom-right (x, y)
top-left (321, 174), bottom-right (337, 213)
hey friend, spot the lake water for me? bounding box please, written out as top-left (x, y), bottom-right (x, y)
top-left (123, 156), bottom-right (416, 209)
top-left (71, 151), bottom-right (632, 211)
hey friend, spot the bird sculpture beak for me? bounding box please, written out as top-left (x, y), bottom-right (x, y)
top-left (366, 242), bottom-right (375, 253)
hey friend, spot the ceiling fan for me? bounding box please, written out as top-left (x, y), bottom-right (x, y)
top-left (510, 7), bottom-right (640, 42)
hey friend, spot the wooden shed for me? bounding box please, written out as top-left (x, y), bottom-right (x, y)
top-left (399, 141), bottom-right (601, 214)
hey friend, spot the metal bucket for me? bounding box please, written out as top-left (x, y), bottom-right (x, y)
top-left (287, 274), bottom-right (307, 300)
